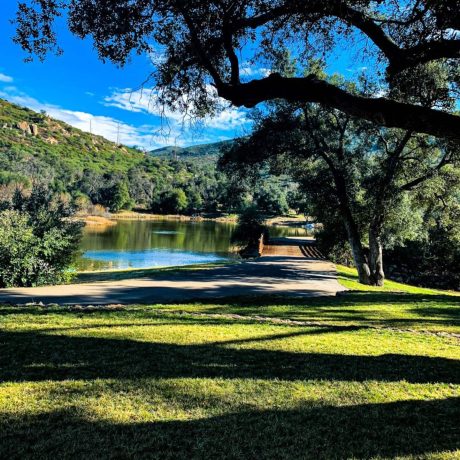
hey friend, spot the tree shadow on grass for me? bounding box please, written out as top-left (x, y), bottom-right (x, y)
top-left (1, 328), bottom-right (458, 384)
top-left (1, 288), bottom-right (459, 331)
top-left (1, 397), bottom-right (459, 459)
top-left (186, 290), bottom-right (460, 309)
top-left (171, 291), bottom-right (460, 329)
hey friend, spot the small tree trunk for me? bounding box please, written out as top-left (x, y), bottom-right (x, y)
top-left (328, 165), bottom-right (372, 285)
top-left (343, 217), bottom-right (371, 285)
top-left (369, 220), bottom-right (385, 286)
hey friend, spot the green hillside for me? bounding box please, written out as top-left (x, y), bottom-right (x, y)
top-left (0, 98), bottom-right (148, 176)
top-left (0, 98), bottom-right (232, 212)
top-left (0, 98), bottom-right (292, 215)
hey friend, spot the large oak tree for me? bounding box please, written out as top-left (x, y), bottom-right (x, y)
top-left (221, 97), bottom-right (459, 285)
top-left (13, 0), bottom-right (460, 140)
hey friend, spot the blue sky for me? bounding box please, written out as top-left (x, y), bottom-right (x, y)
top-left (0, 1), bottom-right (369, 149)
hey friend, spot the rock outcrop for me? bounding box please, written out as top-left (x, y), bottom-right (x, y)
top-left (44, 136), bottom-right (58, 145)
top-left (16, 121), bottom-right (32, 135)
top-left (30, 124), bottom-right (39, 136)
top-left (15, 121), bottom-right (39, 136)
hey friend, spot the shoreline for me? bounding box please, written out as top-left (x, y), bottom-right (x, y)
top-left (111, 211), bottom-right (239, 222)
top-left (79, 210), bottom-right (307, 227)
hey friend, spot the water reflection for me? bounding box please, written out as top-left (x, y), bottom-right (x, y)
top-left (77, 219), bottom-right (307, 271)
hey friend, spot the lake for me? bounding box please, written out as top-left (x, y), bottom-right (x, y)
top-left (76, 219), bottom-right (307, 272)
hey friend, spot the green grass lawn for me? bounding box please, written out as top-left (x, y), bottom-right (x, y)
top-left (1, 267), bottom-right (459, 459)
top-left (155, 265), bottom-right (460, 334)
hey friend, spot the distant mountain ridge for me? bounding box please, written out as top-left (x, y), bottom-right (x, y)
top-left (150, 139), bottom-right (235, 159)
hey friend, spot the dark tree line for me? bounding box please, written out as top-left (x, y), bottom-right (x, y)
top-left (0, 146), bottom-right (292, 216)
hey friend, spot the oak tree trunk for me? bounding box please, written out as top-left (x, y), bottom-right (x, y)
top-left (369, 220), bottom-right (385, 286)
top-left (329, 165), bottom-right (372, 285)
top-left (342, 215), bottom-right (372, 285)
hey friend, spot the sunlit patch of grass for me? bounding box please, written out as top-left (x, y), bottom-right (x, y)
top-left (145, 265), bottom-right (459, 334)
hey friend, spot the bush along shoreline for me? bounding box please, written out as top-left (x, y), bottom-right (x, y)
top-left (0, 186), bottom-right (83, 287)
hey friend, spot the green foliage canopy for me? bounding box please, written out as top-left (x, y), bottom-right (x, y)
top-left (12, 0), bottom-right (460, 140)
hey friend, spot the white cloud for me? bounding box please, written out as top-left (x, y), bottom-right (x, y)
top-left (346, 66), bottom-right (368, 73)
top-left (103, 86), bottom-right (250, 132)
top-left (0, 86), bottom-right (238, 149)
top-left (0, 73), bottom-right (14, 83)
top-left (240, 62), bottom-right (271, 78)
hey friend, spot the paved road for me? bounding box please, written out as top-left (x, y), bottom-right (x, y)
top-left (0, 239), bottom-right (345, 305)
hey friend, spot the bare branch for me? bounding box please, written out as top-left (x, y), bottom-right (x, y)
top-left (222, 19), bottom-right (240, 85)
top-left (178, 8), bottom-right (223, 87)
top-left (400, 150), bottom-right (453, 191)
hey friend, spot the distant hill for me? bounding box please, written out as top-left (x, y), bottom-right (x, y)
top-left (0, 97), bottom-right (294, 216)
top-left (0, 98), bottom-right (150, 176)
top-left (0, 98), bottom-right (238, 213)
top-left (150, 139), bottom-right (235, 160)
top-left (0, 97), bottom-right (236, 175)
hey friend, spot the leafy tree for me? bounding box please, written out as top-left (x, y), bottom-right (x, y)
top-left (231, 206), bottom-right (266, 252)
top-left (254, 181), bottom-right (290, 216)
top-left (127, 167), bottom-right (154, 206)
top-left (108, 180), bottom-right (132, 212)
top-left (186, 189), bottom-right (204, 214)
top-left (73, 192), bottom-right (92, 213)
top-left (287, 189), bottom-right (309, 216)
top-left (384, 168), bottom-right (460, 290)
top-left (223, 88), bottom-right (459, 285)
top-left (158, 188), bottom-right (188, 214)
top-left (77, 169), bottom-right (105, 204)
top-left (0, 185), bottom-right (83, 287)
top-left (13, 0), bottom-right (460, 139)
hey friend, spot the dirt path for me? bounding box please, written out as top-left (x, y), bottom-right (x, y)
top-left (0, 238), bottom-right (345, 305)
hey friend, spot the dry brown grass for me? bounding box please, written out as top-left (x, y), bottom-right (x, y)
top-left (83, 215), bottom-right (117, 227)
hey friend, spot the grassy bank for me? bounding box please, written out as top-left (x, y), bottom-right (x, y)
top-left (1, 268), bottom-right (459, 459)
top-left (80, 215), bottom-right (117, 227)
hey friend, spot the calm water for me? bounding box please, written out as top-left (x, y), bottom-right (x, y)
top-left (76, 219), bottom-right (307, 271)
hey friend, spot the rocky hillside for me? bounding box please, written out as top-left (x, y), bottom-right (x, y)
top-left (0, 98), bottom-right (147, 176)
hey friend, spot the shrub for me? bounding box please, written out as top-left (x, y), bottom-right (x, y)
top-left (158, 188), bottom-right (188, 214)
top-left (0, 186), bottom-right (83, 287)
